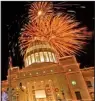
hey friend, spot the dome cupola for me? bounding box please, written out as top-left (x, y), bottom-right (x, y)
top-left (24, 40), bottom-right (57, 67)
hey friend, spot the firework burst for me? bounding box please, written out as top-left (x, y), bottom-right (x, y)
top-left (28, 1), bottom-right (53, 22)
top-left (19, 2), bottom-right (92, 57)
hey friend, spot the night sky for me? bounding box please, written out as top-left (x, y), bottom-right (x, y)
top-left (1, 1), bottom-right (94, 80)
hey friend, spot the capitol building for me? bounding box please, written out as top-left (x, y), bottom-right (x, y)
top-left (2, 40), bottom-right (94, 101)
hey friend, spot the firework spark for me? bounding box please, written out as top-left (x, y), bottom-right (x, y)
top-left (19, 2), bottom-right (92, 57)
top-left (28, 1), bottom-right (53, 22)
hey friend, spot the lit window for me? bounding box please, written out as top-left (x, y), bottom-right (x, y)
top-left (35, 53), bottom-right (40, 63)
top-left (31, 54), bottom-right (35, 63)
top-left (35, 90), bottom-right (46, 98)
top-left (30, 55), bottom-right (32, 63)
top-left (48, 52), bottom-right (53, 62)
top-left (52, 53), bottom-right (57, 63)
top-left (52, 53), bottom-right (55, 62)
top-left (44, 52), bottom-right (49, 62)
top-left (30, 54), bottom-right (33, 63)
top-left (28, 55), bottom-right (31, 65)
top-left (51, 53), bottom-right (55, 62)
top-left (40, 52), bottom-right (44, 62)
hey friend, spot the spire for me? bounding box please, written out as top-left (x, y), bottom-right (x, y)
top-left (8, 57), bottom-right (12, 68)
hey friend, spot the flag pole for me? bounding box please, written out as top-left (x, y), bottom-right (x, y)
top-left (8, 57), bottom-right (12, 101)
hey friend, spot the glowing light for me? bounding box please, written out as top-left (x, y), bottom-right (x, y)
top-left (36, 72), bottom-right (38, 74)
top-left (80, 6), bottom-right (86, 8)
top-left (57, 94), bottom-right (60, 96)
top-left (49, 80), bottom-right (52, 82)
top-left (67, 10), bottom-right (76, 13)
top-left (22, 86), bottom-right (26, 89)
top-left (72, 81), bottom-right (76, 85)
top-left (38, 10), bottom-right (42, 16)
top-left (30, 73), bottom-right (32, 75)
top-left (43, 71), bottom-right (46, 73)
top-left (28, 56), bottom-right (31, 65)
top-left (31, 54), bottom-right (35, 63)
top-left (41, 81), bottom-right (44, 83)
top-left (28, 2), bottom-right (53, 21)
top-left (69, 69), bottom-right (71, 71)
top-left (16, 87), bottom-right (19, 90)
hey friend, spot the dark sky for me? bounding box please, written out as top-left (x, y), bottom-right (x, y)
top-left (1, 1), bottom-right (94, 80)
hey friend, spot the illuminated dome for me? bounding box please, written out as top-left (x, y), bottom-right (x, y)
top-left (24, 40), bottom-right (57, 67)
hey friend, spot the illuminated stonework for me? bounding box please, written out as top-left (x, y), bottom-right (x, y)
top-left (1, 41), bottom-right (94, 101)
top-left (2, 55), bottom-right (94, 101)
top-left (24, 40), bottom-right (57, 67)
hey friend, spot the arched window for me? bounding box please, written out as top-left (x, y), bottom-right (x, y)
top-left (40, 52), bottom-right (44, 62)
top-left (35, 53), bottom-right (40, 63)
top-left (52, 53), bottom-right (57, 62)
top-left (48, 52), bottom-right (53, 62)
top-left (44, 52), bottom-right (49, 62)
top-left (31, 54), bottom-right (35, 63)
top-left (25, 51), bottom-right (57, 67)
top-left (28, 55), bottom-right (31, 65)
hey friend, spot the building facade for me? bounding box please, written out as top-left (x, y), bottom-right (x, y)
top-left (2, 40), bottom-right (94, 101)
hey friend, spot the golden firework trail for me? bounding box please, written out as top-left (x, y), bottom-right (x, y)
top-left (19, 2), bottom-right (92, 57)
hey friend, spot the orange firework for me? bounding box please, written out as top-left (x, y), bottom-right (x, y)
top-left (28, 1), bottom-right (53, 22)
top-left (19, 2), bottom-right (92, 57)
